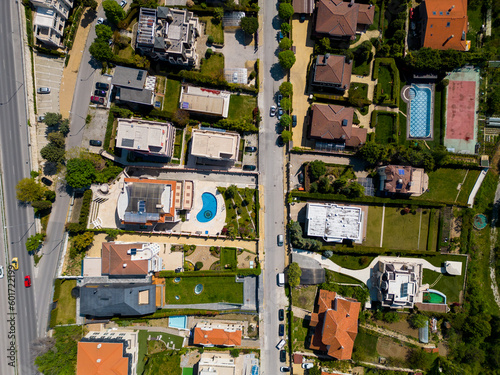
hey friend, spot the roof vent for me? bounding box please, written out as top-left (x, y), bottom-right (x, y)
top-left (342, 119), bottom-right (348, 126)
top-left (97, 344), bottom-right (102, 349)
top-left (127, 250), bottom-right (131, 255)
top-left (398, 179), bottom-right (403, 184)
top-left (449, 5), bottom-right (455, 11)
top-left (123, 263), bottom-right (127, 268)
top-left (97, 359), bottom-right (101, 363)
top-left (346, 313), bottom-right (350, 317)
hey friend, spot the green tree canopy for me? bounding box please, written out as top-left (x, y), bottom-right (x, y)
top-left (44, 112), bottom-right (63, 127)
top-left (26, 233), bottom-right (45, 253)
top-left (409, 313), bottom-right (428, 329)
top-left (81, 0), bottom-right (98, 9)
top-left (278, 3), bottom-right (294, 20)
top-left (89, 38), bottom-right (114, 62)
top-left (16, 178), bottom-right (46, 202)
top-left (279, 37), bottom-right (292, 50)
top-left (280, 22), bottom-right (290, 35)
top-left (102, 0), bottom-right (125, 25)
top-left (73, 232), bottom-right (95, 252)
top-left (280, 97), bottom-right (291, 111)
top-left (281, 130), bottom-right (292, 143)
top-left (40, 143), bottom-right (65, 164)
top-left (95, 24), bottom-right (113, 40)
top-left (488, 89), bottom-right (500, 115)
top-left (47, 132), bottom-right (66, 149)
top-left (65, 158), bottom-right (96, 189)
top-left (308, 160), bottom-right (326, 181)
top-left (287, 262), bottom-right (302, 287)
top-left (240, 16), bottom-right (259, 35)
top-left (280, 114), bottom-right (291, 129)
top-left (278, 50), bottom-right (296, 70)
top-left (279, 82), bottom-right (293, 97)
top-left (31, 200), bottom-right (53, 211)
top-left (213, 7), bottom-right (224, 24)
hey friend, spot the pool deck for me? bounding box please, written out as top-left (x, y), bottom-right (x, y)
top-left (402, 83), bottom-right (435, 141)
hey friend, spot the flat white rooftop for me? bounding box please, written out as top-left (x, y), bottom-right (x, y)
top-left (179, 86), bottom-right (231, 118)
top-left (306, 203), bottom-right (363, 243)
top-left (190, 129), bottom-right (240, 161)
top-left (116, 118), bottom-right (174, 157)
top-left (34, 7), bottom-right (56, 28)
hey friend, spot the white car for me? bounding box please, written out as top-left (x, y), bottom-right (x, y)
top-left (120, 0), bottom-right (127, 7)
top-left (270, 105), bottom-right (277, 117)
top-left (0, 265), bottom-right (3, 278)
top-left (37, 87), bottom-right (50, 94)
top-left (302, 363), bottom-right (314, 369)
top-left (96, 18), bottom-right (104, 25)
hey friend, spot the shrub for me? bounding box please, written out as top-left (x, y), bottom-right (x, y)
top-left (278, 3), bottom-right (294, 20)
top-left (195, 261), bottom-right (203, 271)
top-left (207, 35), bottom-right (214, 44)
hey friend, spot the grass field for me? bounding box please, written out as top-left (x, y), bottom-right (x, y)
top-left (143, 350), bottom-right (181, 375)
top-left (117, 45), bottom-right (134, 60)
top-left (292, 285), bottom-right (317, 311)
top-left (378, 64), bottom-right (393, 97)
top-left (164, 276), bottom-right (243, 304)
top-left (365, 205), bottom-right (383, 247)
top-left (221, 247), bottom-right (237, 269)
top-left (51, 279), bottom-right (76, 326)
top-left (200, 16), bottom-right (224, 44)
top-left (398, 112), bottom-right (407, 144)
top-left (200, 53), bottom-right (224, 78)
top-left (382, 207), bottom-right (434, 251)
top-left (457, 169), bottom-right (481, 204)
top-left (163, 79), bottom-right (182, 113)
top-left (228, 94), bottom-right (257, 120)
top-left (422, 255), bottom-right (466, 304)
top-left (329, 254), bottom-right (374, 270)
top-left (417, 168), bottom-right (471, 203)
top-left (374, 113), bottom-right (396, 144)
top-left (350, 82), bottom-right (369, 100)
top-left (291, 316), bottom-right (309, 351)
top-left (353, 327), bottom-right (379, 361)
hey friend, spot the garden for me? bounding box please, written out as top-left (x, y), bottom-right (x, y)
top-left (373, 58), bottom-right (400, 108)
top-left (137, 330), bottom-right (184, 375)
top-left (228, 94), bottom-right (258, 120)
top-left (372, 111), bottom-right (397, 144)
top-left (219, 185), bottom-right (258, 239)
top-left (164, 276), bottom-right (243, 305)
top-left (49, 279), bottom-right (77, 327)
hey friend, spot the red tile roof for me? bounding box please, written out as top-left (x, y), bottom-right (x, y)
top-left (193, 327), bottom-right (242, 347)
top-left (315, 0), bottom-right (374, 39)
top-left (313, 54), bottom-right (353, 89)
top-left (77, 342), bottom-right (129, 375)
top-left (101, 242), bottom-right (149, 276)
top-left (422, 0), bottom-right (469, 51)
top-left (293, 354), bottom-right (303, 364)
top-left (293, 0), bottom-right (314, 14)
top-left (309, 104), bottom-right (366, 147)
top-left (309, 289), bottom-right (360, 360)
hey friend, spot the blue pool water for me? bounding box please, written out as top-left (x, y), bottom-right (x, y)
top-left (169, 316), bottom-right (187, 329)
top-left (409, 84), bottom-right (432, 138)
top-left (196, 192), bottom-right (217, 223)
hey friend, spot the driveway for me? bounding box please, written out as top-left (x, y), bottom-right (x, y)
top-left (82, 107), bottom-right (109, 152)
top-left (290, 17), bottom-right (315, 148)
top-left (34, 53), bottom-right (64, 115)
top-left (222, 29), bottom-right (258, 71)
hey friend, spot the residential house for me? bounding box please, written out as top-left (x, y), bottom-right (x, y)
top-left (135, 7), bottom-right (200, 66)
top-left (179, 86), bottom-right (231, 118)
top-left (190, 129), bottom-right (240, 167)
top-left (30, 0), bottom-right (73, 48)
top-left (198, 352), bottom-right (236, 375)
top-left (420, 0), bottom-right (470, 51)
top-left (111, 66), bottom-right (156, 107)
top-left (293, 0), bottom-right (314, 14)
top-left (377, 165), bottom-right (429, 196)
top-left (115, 118), bottom-right (176, 158)
top-left (101, 242), bottom-right (163, 277)
top-left (309, 289), bottom-right (360, 360)
top-left (193, 322), bottom-right (243, 347)
top-left (314, 0), bottom-right (375, 41)
top-left (308, 104), bottom-right (367, 149)
top-left (77, 330), bottom-right (138, 375)
top-left (312, 54), bottom-right (353, 91)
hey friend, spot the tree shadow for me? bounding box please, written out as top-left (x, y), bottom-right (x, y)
top-left (43, 162), bottom-right (59, 176)
top-left (81, 9), bottom-right (97, 29)
top-left (270, 62), bottom-right (286, 81)
top-left (234, 28), bottom-right (253, 46)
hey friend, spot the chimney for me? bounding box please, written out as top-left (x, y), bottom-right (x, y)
top-left (123, 263), bottom-right (127, 268)
top-left (398, 179), bottom-right (403, 184)
top-left (449, 5), bottom-right (455, 11)
top-left (97, 344), bottom-right (102, 349)
top-left (349, 0), bottom-right (354, 6)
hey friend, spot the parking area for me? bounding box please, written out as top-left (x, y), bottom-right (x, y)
top-left (222, 29), bottom-right (258, 71)
top-left (34, 53), bottom-right (65, 115)
top-left (82, 107), bottom-right (109, 152)
top-left (242, 134), bottom-right (258, 168)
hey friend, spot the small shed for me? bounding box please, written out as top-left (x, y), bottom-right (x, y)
top-left (418, 320), bottom-right (429, 344)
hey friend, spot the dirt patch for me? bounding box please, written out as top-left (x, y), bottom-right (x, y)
top-left (377, 336), bottom-right (410, 360)
top-left (376, 319), bottom-right (419, 340)
top-left (438, 342), bottom-right (449, 356)
top-left (450, 216), bottom-right (462, 239)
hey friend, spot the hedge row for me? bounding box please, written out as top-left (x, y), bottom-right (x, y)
top-left (63, 6), bottom-right (84, 50)
top-left (373, 58), bottom-right (400, 108)
top-left (158, 267), bottom-right (261, 278)
top-left (321, 245), bottom-right (441, 257)
top-left (427, 208), bottom-right (436, 251)
top-left (313, 93), bottom-right (371, 107)
top-left (79, 190), bottom-right (93, 227)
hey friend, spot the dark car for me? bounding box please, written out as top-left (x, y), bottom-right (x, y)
top-left (298, 172), bottom-right (304, 184)
top-left (278, 31), bottom-right (283, 41)
top-left (245, 146), bottom-right (257, 152)
top-left (277, 136), bottom-right (285, 147)
top-left (89, 140), bottom-right (102, 147)
top-left (279, 350), bottom-right (286, 363)
top-left (279, 309), bottom-right (284, 321)
top-left (277, 93), bottom-right (283, 106)
top-left (243, 165), bottom-right (257, 171)
top-left (280, 367), bottom-right (290, 373)
top-left (95, 82), bottom-right (110, 90)
top-left (24, 275), bottom-right (31, 288)
top-left (292, 115), bottom-right (297, 127)
top-left (279, 324), bottom-right (285, 336)
top-left (91, 96), bottom-right (104, 104)
top-left (94, 90), bottom-right (107, 97)
top-left (41, 177), bottom-right (53, 186)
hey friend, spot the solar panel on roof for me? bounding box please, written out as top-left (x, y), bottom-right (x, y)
top-left (137, 71), bottom-right (144, 80)
top-left (181, 102), bottom-right (189, 109)
top-left (138, 200), bottom-right (146, 213)
top-left (401, 283), bottom-right (408, 298)
top-left (398, 169), bottom-right (405, 175)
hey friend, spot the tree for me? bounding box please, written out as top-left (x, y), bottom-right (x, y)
top-left (89, 39), bottom-right (114, 62)
top-left (280, 114), bottom-right (291, 129)
top-left (278, 3), bottom-right (294, 20)
top-left (488, 89), bottom-right (500, 115)
top-left (59, 119), bottom-right (70, 136)
top-left (65, 158), bottom-right (96, 189)
top-left (287, 262), bottom-right (302, 287)
top-left (279, 82), bottom-right (293, 97)
top-left (407, 348), bottom-right (433, 370)
top-left (26, 233), bottom-right (45, 253)
top-left (383, 312), bottom-right (400, 323)
top-left (240, 16), bottom-right (259, 35)
top-left (281, 98), bottom-right (292, 111)
top-left (81, 0), bottom-right (98, 9)
top-left (16, 178), bottom-right (45, 202)
top-left (279, 37), bottom-right (292, 50)
top-left (213, 7), bottom-right (224, 23)
top-left (278, 50), bottom-right (296, 69)
top-left (44, 112), bottom-right (62, 127)
top-left (308, 160), bottom-right (326, 181)
top-left (358, 141), bottom-right (388, 166)
top-left (173, 109), bottom-right (189, 127)
top-left (230, 349), bottom-right (239, 358)
top-left (318, 37), bottom-right (331, 53)
top-left (281, 130), bottom-right (292, 143)
top-left (72, 232), bottom-right (95, 252)
top-left (31, 200), bottom-right (53, 210)
top-left (280, 22), bottom-right (290, 35)
top-left (308, 366), bottom-right (321, 375)
top-left (95, 24), bottom-right (113, 40)
top-left (409, 313), bottom-right (428, 329)
top-left (225, 185), bottom-right (237, 199)
top-left (40, 143), bottom-right (65, 163)
top-left (47, 132), bottom-right (66, 148)
top-left (195, 261), bottom-right (203, 271)
top-left (102, 0), bottom-right (125, 25)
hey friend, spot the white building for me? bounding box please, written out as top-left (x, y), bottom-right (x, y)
top-left (31, 0), bottom-right (73, 48)
top-left (198, 352), bottom-right (236, 375)
top-left (190, 129), bottom-right (240, 166)
top-left (305, 203), bottom-right (363, 243)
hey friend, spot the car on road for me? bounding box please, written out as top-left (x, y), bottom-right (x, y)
top-left (38, 115), bottom-right (45, 122)
top-left (41, 177), bottom-right (53, 186)
top-left (279, 324), bottom-right (284, 336)
top-left (279, 349), bottom-right (286, 362)
top-left (277, 136), bottom-right (285, 147)
top-left (95, 82), bottom-right (110, 91)
top-left (37, 87), bottom-right (50, 94)
top-left (277, 234), bottom-right (284, 246)
top-left (120, 0), bottom-right (127, 7)
top-left (243, 164), bottom-right (257, 171)
top-left (270, 105), bottom-right (277, 117)
top-left (89, 140), bottom-right (102, 147)
top-left (302, 363), bottom-right (314, 369)
top-left (11, 257), bottom-right (18, 270)
top-left (245, 146), bottom-right (257, 152)
top-left (90, 96), bottom-right (104, 104)
top-left (278, 31), bottom-right (283, 41)
top-left (24, 275), bottom-right (31, 288)
top-left (0, 265), bottom-right (3, 279)
top-left (292, 115), bottom-right (297, 127)
top-left (97, 17), bottom-right (104, 25)
top-left (280, 367), bottom-right (290, 372)
top-left (277, 93), bottom-right (283, 106)
top-left (94, 90), bottom-right (107, 97)
top-left (279, 308), bottom-right (284, 321)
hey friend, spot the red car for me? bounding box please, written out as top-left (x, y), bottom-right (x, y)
top-left (24, 275), bottom-right (31, 288)
top-left (410, 8), bottom-right (414, 19)
top-left (90, 96), bottom-right (104, 105)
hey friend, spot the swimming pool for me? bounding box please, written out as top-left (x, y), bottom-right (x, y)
top-left (169, 315), bottom-right (187, 329)
top-left (408, 84), bottom-right (433, 138)
top-left (196, 192), bottom-right (217, 223)
top-left (423, 289), bottom-right (447, 304)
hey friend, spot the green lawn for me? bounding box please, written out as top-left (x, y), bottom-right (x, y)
top-left (353, 327), bottom-right (379, 361)
top-left (350, 82), bottom-right (369, 100)
top-left (228, 94), bottom-right (257, 120)
top-left (329, 271), bottom-right (363, 284)
top-left (329, 254), bottom-right (374, 270)
top-left (456, 169), bottom-right (481, 205)
top-left (398, 112), bottom-right (407, 144)
top-left (163, 79), bottom-right (182, 113)
top-left (352, 59), bottom-right (371, 76)
top-left (365, 205), bottom-right (383, 247)
top-left (374, 113), bottom-right (396, 144)
top-left (221, 247), bottom-right (237, 269)
top-left (143, 350), bottom-right (181, 375)
top-left (417, 168), bottom-right (468, 203)
top-left (200, 16), bottom-right (224, 44)
top-left (291, 316), bottom-right (309, 351)
top-left (117, 45), bottom-right (134, 60)
top-left (382, 207), bottom-right (432, 251)
top-left (378, 64), bottom-right (393, 97)
top-left (467, 6), bottom-right (483, 40)
top-left (200, 53), bottom-right (224, 77)
top-left (182, 369), bottom-right (194, 375)
top-left (146, 330), bottom-right (184, 349)
top-left (422, 255), bottom-right (466, 304)
top-left (51, 279), bottom-right (77, 326)
top-left (164, 276), bottom-right (243, 304)
top-left (137, 330), bottom-right (148, 375)
top-left (292, 285), bottom-right (317, 311)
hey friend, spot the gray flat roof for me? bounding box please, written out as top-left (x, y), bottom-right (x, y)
top-left (118, 87), bottom-right (154, 106)
top-left (112, 66), bottom-right (147, 90)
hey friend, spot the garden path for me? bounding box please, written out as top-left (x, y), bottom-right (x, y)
top-left (360, 324), bottom-right (435, 349)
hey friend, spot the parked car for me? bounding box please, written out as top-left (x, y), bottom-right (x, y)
top-left (278, 107), bottom-right (284, 117)
top-left (278, 31), bottom-right (284, 41)
top-left (96, 18), bottom-right (104, 25)
top-left (94, 90), bottom-right (107, 97)
top-left (24, 275), bottom-right (31, 288)
top-left (0, 265), bottom-right (3, 279)
top-left (302, 363), bottom-right (314, 369)
top-left (41, 177), bottom-right (53, 186)
top-left (243, 165), bottom-right (257, 171)
top-left (280, 367), bottom-right (290, 372)
top-left (277, 136), bottom-right (285, 147)
top-left (279, 309), bottom-right (284, 321)
top-left (245, 146), bottom-right (257, 152)
top-left (89, 140), bottom-right (102, 147)
top-left (120, 0), bottom-right (127, 7)
top-left (37, 87), bottom-right (50, 94)
top-left (277, 93), bottom-right (283, 106)
top-left (277, 234), bottom-right (284, 246)
top-left (279, 349), bottom-right (286, 362)
top-left (300, 14), bottom-right (306, 22)
top-left (279, 324), bottom-right (285, 336)
top-left (298, 172), bottom-right (304, 184)
top-left (37, 115), bottom-right (45, 122)
top-left (90, 96), bottom-right (104, 104)
top-left (11, 257), bottom-right (18, 270)
top-left (95, 82), bottom-right (110, 90)
top-left (270, 105), bottom-right (277, 117)
top-left (292, 115), bottom-right (297, 127)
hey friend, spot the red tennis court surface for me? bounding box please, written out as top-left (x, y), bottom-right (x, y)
top-left (445, 81), bottom-right (476, 141)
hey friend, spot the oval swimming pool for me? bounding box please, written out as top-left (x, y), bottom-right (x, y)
top-left (197, 192), bottom-right (217, 223)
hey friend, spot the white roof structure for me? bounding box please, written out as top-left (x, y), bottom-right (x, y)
top-left (305, 203), bottom-right (363, 243)
top-left (444, 261), bottom-right (462, 276)
top-left (190, 129), bottom-right (240, 162)
top-left (179, 86), bottom-right (231, 118)
top-left (198, 352), bottom-right (236, 375)
top-left (116, 118), bottom-right (175, 157)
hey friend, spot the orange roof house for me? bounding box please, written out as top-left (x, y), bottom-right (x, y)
top-left (77, 342), bottom-right (129, 375)
top-left (421, 0), bottom-right (470, 51)
top-left (193, 327), bottom-right (242, 347)
top-left (313, 54), bottom-right (353, 91)
top-left (309, 289), bottom-right (360, 360)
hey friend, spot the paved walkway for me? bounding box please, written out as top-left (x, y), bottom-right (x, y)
top-left (468, 168), bottom-right (488, 207)
top-left (291, 306), bottom-right (311, 319)
top-left (349, 30), bottom-right (381, 49)
top-left (360, 324), bottom-right (435, 348)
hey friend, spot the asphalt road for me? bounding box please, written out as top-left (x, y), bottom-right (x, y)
top-left (258, 1), bottom-right (288, 374)
top-left (0, 1), bottom-right (37, 374)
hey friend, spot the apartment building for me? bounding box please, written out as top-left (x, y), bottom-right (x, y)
top-left (30, 0), bottom-right (73, 48)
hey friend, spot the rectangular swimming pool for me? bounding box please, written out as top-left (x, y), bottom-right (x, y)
top-left (408, 84), bottom-right (433, 139)
top-left (168, 315), bottom-right (187, 329)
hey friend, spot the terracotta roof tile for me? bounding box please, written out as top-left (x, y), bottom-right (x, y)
top-left (193, 327), bottom-right (242, 347)
top-left (293, 0), bottom-right (314, 14)
top-left (314, 55), bottom-right (352, 89)
top-left (357, 4), bottom-right (375, 25)
top-left (101, 242), bottom-right (149, 276)
top-left (77, 342), bottom-right (129, 375)
top-left (315, 0), bottom-right (374, 39)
